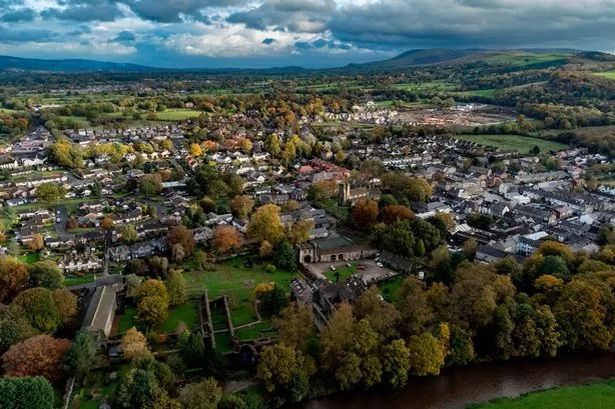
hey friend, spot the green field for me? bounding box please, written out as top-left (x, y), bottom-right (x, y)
top-left (324, 264), bottom-right (357, 283)
top-left (64, 274), bottom-right (96, 287)
top-left (235, 320), bottom-right (275, 341)
top-left (155, 109), bottom-right (203, 121)
top-left (594, 71), bottom-right (615, 80)
top-left (457, 89), bottom-right (497, 98)
top-left (18, 252), bottom-right (40, 264)
top-left (378, 275), bottom-right (405, 303)
top-left (469, 379), bottom-right (615, 409)
top-left (393, 80), bottom-right (457, 92)
top-left (483, 53), bottom-right (567, 67)
top-left (453, 134), bottom-right (567, 153)
top-left (160, 301), bottom-right (198, 333)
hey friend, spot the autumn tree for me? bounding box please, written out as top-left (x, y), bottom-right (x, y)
top-left (351, 199), bottom-right (379, 228)
top-left (274, 303), bottom-right (315, 352)
top-left (380, 205), bottom-right (414, 224)
top-left (213, 225), bottom-right (242, 254)
top-left (0, 305), bottom-right (36, 352)
top-left (100, 216), bottom-right (114, 230)
top-left (136, 279), bottom-right (169, 328)
top-left (166, 225), bottom-right (195, 257)
top-left (257, 343), bottom-right (312, 404)
top-left (28, 260), bottom-right (63, 290)
top-left (286, 219), bottom-right (314, 245)
top-left (2, 335), bottom-right (71, 382)
top-left (121, 327), bottom-right (152, 361)
top-left (354, 286), bottom-right (400, 339)
top-left (381, 339), bottom-right (411, 388)
top-left (189, 143), bottom-right (203, 157)
top-left (122, 224), bottom-right (138, 244)
top-left (230, 195), bottom-right (254, 220)
top-left (26, 234), bottom-right (45, 252)
top-left (0, 255), bottom-right (29, 303)
top-left (52, 288), bottom-right (78, 326)
top-left (396, 277), bottom-right (433, 337)
top-left (248, 204), bottom-right (284, 245)
top-left (407, 331), bottom-right (446, 376)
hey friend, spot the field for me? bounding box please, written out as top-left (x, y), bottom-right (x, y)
top-left (324, 264), bottom-right (357, 282)
top-left (483, 53), bottom-right (567, 68)
top-left (117, 301), bottom-right (198, 334)
top-left (469, 379), bottom-right (615, 409)
top-left (453, 134), bottom-right (567, 153)
top-left (594, 71), bottom-right (615, 80)
top-left (154, 109), bottom-right (203, 121)
top-left (378, 275), bottom-right (405, 303)
top-left (18, 252), bottom-right (40, 264)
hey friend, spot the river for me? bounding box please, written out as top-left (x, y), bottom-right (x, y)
top-left (297, 353), bottom-right (615, 409)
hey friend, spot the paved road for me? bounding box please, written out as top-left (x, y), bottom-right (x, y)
top-left (54, 206), bottom-right (69, 237)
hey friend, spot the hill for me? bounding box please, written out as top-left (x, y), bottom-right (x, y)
top-left (0, 55), bottom-right (162, 73)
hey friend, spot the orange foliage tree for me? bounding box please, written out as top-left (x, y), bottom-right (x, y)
top-left (2, 335), bottom-right (71, 382)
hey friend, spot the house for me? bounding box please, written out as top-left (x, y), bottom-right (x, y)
top-left (58, 253), bottom-right (102, 273)
top-left (298, 235), bottom-right (377, 264)
top-left (82, 285), bottom-right (117, 341)
top-left (516, 231), bottom-right (550, 255)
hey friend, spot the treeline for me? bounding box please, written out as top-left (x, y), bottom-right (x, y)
top-left (256, 239), bottom-right (615, 407)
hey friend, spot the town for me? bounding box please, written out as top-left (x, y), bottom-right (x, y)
top-left (1, 46), bottom-right (615, 409)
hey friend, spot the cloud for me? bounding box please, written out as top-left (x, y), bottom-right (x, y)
top-left (262, 37), bottom-right (275, 45)
top-left (41, 1), bottom-right (124, 22)
top-left (125, 0), bottom-right (244, 23)
top-left (0, 8), bottom-right (36, 22)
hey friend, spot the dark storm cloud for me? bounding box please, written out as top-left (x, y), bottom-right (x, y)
top-left (125, 0), bottom-right (244, 23)
top-left (41, 1), bottom-right (124, 22)
top-left (111, 31), bottom-right (136, 44)
top-left (0, 8), bottom-right (35, 22)
top-left (327, 0), bottom-right (615, 50)
top-left (228, 0), bottom-right (334, 33)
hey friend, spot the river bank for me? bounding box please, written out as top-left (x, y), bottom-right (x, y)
top-left (295, 352), bottom-right (615, 409)
top-left (469, 378), bottom-right (615, 409)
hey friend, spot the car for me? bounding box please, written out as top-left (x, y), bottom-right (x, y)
top-left (330, 266), bottom-right (336, 271)
top-left (357, 264), bottom-right (366, 270)
top-left (56, 218), bottom-right (61, 223)
top-left (346, 263), bottom-right (352, 268)
top-left (376, 262), bottom-right (383, 268)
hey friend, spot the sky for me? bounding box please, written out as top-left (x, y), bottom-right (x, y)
top-left (0, 0), bottom-right (614, 68)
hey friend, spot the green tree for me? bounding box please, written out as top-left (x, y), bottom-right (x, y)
top-left (396, 277), bottom-right (433, 337)
top-left (28, 260), bottom-right (64, 290)
top-left (248, 204), bottom-right (284, 245)
top-left (274, 241), bottom-right (297, 271)
top-left (35, 183), bottom-right (66, 203)
top-left (178, 378), bottom-right (222, 409)
top-left (64, 329), bottom-right (96, 378)
top-left (122, 224), bottom-right (138, 244)
top-left (165, 270), bottom-right (187, 306)
top-left (381, 339), bottom-right (411, 388)
top-left (256, 343), bottom-right (311, 404)
top-left (258, 284), bottom-right (289, 317)
top-left (0, 376), bottom-right (54, 409)
top-left (12, 288), bottom-right (60, 333)
top-left (0, 305), bottom-right (37, 352)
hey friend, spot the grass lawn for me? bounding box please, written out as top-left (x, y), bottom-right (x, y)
top-left (230, 302), bottom-right (258, 327)
top-left (453, 134), bottom-right (567, 153)
top-left (469, 379), bottom-right (615, 409)
top-left (160, 301), bottom-right (198, 333)
top-left (593, 71), bottom-right (615, 80)
top-left (457, 89), bottom-right (497, 98)
top-left (155, 109), bottom-right (203, 121)
top-left (117, 307), bottom-right (138, 334)
top-left (236, 321), bottom-right (275, 341)
top-left (18, 252), bottom-right (40, 264)
top-left (210, 307), bottom-right (228, 331)
top-left (215, 332), bottom-right (234, 354)
top-left (64, 274), bottom-right (95, 287)
top-left (378, 275), bottom-right (405, 303)
top-left (324, 264), bottom-right (357, 283)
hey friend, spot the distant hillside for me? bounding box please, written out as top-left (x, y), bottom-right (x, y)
top-left (0, 55), bottom-right (162, 73)
top-left (342, 48), bottom-right (606, 71)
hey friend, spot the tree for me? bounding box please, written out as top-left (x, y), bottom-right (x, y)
top-left (286, 219), bottom-right (314, 245)
top-left (447, 324), bottom-right (475, 366)
top-left (28, 260), bottom-right (63, 290)
top-left (0, 305), bottom-right (36, 352)
top-left (219, 394), bottom-right (248, 409)
top-left (462, 238), bottom-right (478, 261)
top-left (231, 195), bottom-right (254, 220)
top-left (1, 335), bottom-right (71, 382)
top-left (256, 343), bottom-right (311, 403)
top-left (257, 284), bottom-right (289, 317)
top-left (407, 331), bottom-right (446, 376)
top-left (139, 174), bottom-right (163, 195)
top-left (117, 361), bottom-right (176, 409)
top-left (100, 216), bottom-right (114, 231)
top-left (27, 234), bottom-right (45, 252)
top-left (381, 339), bottom-right (411, 388)
top-left (259, 240), bottom-right (274, 258)
top-left (0, 255), bottom-right (29, 303)
top-left (213, 225), bottom-right (242, 254)
top-left (121, 327), bottom-right (152, 361)
top-left (554, 279), bottom-right (612, 351)
top-left (189, 143), bottom-right (203, 157)
top-left (274, 241), bottom-right (297, 271)
top-left (380, 205), bottom-right (414, 224)
top-left (396, 277), bottom-right (433, 337)
top-left (64, 329), bottom-right (96, 378)
top-left (165, 270), bottom-right (187, 306)
top-left (122, 224), bottom-right (138, 244)
top-left (354, 286), bottom-right (400, 339)
top-left (35, 182), bottom-right (66, 203)
top-left (273, 303), bottom-right (315, 352)
top-left (12, 288), bottom-right (60, 334)
top-left (351, 199), bottom-right (379, 228)
top-left (138, 296), bottom-right (169, 328)
top-left (52, 288), bottom-right (78, 326)
top-left (167, 225), bottom-right (195, 257)
top-left (0, 376), bottom-right (54, 409)
top-left (178, 378), bottom-right (222, 409)
top-left (537, 255), bottom-right (570, 280)
top-left (248, 204), bottom-right (284, 245)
